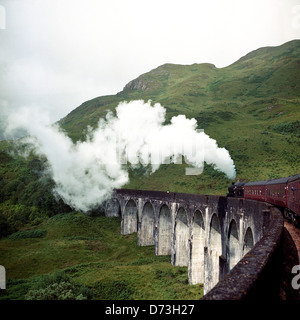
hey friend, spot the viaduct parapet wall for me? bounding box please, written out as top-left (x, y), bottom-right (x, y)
top-left (103, 189), bottom-right (284, 298)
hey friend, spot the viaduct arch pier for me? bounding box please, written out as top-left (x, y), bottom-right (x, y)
top-left (103, 189), bottom-right (284, 298)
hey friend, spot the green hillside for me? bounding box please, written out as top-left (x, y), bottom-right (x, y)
top-left (60, 39), bottom-right (300, 193)
top-left (0, 212), bottom-right (202, 300)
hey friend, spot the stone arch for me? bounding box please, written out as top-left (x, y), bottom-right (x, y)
top-left (174, 207), bottom-right (189, 266)
top-left (208, 213), bottom-right (222, 289)
top-left (123, 199), bottom-right (138, 235)
top-left (157, 204), bottom-right (172, 255)
top-left (243, 227), bottom-right (254, 256)
top-left (139, 202), bottom-right (155, 246)
top-left (105, 198), bottom-right (121, 217)
top-left (228, 219), bottom-right (240, 270)
top-left (190, 209), bottom-right (205, 284)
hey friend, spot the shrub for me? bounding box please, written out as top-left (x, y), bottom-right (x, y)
top-left (95, 280), bottom-right (135, 300)
top-left (0, 213), bottom-right (13, 238)
top-left (0, 202), bottom-right (48, 237)
top-left (272, 120), bottom-right (300, 136)
top-left (25, 271), bottom-right (95, 300)
top-left (8, 229), bottom-right (47, 240)
top-left (0, 279), bottom-right (31, 300)
top-left (26, 281), bottom-right (88, 300)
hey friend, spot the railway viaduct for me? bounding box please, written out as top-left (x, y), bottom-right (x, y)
top-left (103, 189), bottom-right (285, 299)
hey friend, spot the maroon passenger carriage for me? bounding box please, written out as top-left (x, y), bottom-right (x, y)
top-left (285, 174), bottom-right (300, 224)
top-left (243, 180), bottom-right (268, 202)
top-left (265, 177), bottom-right (289, 209)
top-left (228, 174), bottom-right (300, 227)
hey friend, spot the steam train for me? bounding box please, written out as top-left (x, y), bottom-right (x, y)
top-left (227, 173), bottom-right (300, 227)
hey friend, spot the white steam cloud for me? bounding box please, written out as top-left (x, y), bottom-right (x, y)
top-left (7, 100), bottom-right (236, 212)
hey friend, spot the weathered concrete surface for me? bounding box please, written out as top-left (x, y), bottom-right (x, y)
top-left (157, 204), bottom-right (172, 255)
top-left (105, 189), bottom-right (282, 297)
top-left (139, 202), bottom-right (155, 246)
top-left (190, 210), bottom-right (205, 284)
top-left (103, 198), bottom-right (121, 217)
top-left (202, 206), bottom-right (283, 300)
top-left (121, 199), bottom-right (138, 235)
top-left (174, 207), bottom-right (189, 267)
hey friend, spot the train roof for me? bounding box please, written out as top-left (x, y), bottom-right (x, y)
top-left (234, 182), bottom-right (245, 187)
top-left (266, 177), bottom-right (289, 185)
top-left (287, 173), bottom-right (300, 183)
top-left (241, 174), bottom-right (300, 187)
top-left (244, 180), bottom-right (269, 186)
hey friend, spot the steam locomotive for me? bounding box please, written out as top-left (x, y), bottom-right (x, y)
top-left (227, 173), bottom-right (300, 227)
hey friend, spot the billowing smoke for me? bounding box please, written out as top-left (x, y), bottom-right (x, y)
top-left (6, 100), bottom-right (236, 212)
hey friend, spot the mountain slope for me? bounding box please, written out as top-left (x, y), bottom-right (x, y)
top-left (58, 39), bottom-right (300, 194)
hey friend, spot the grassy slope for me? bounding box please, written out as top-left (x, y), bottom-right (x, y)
top-left (0, 212), bottom-right (202, 300)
